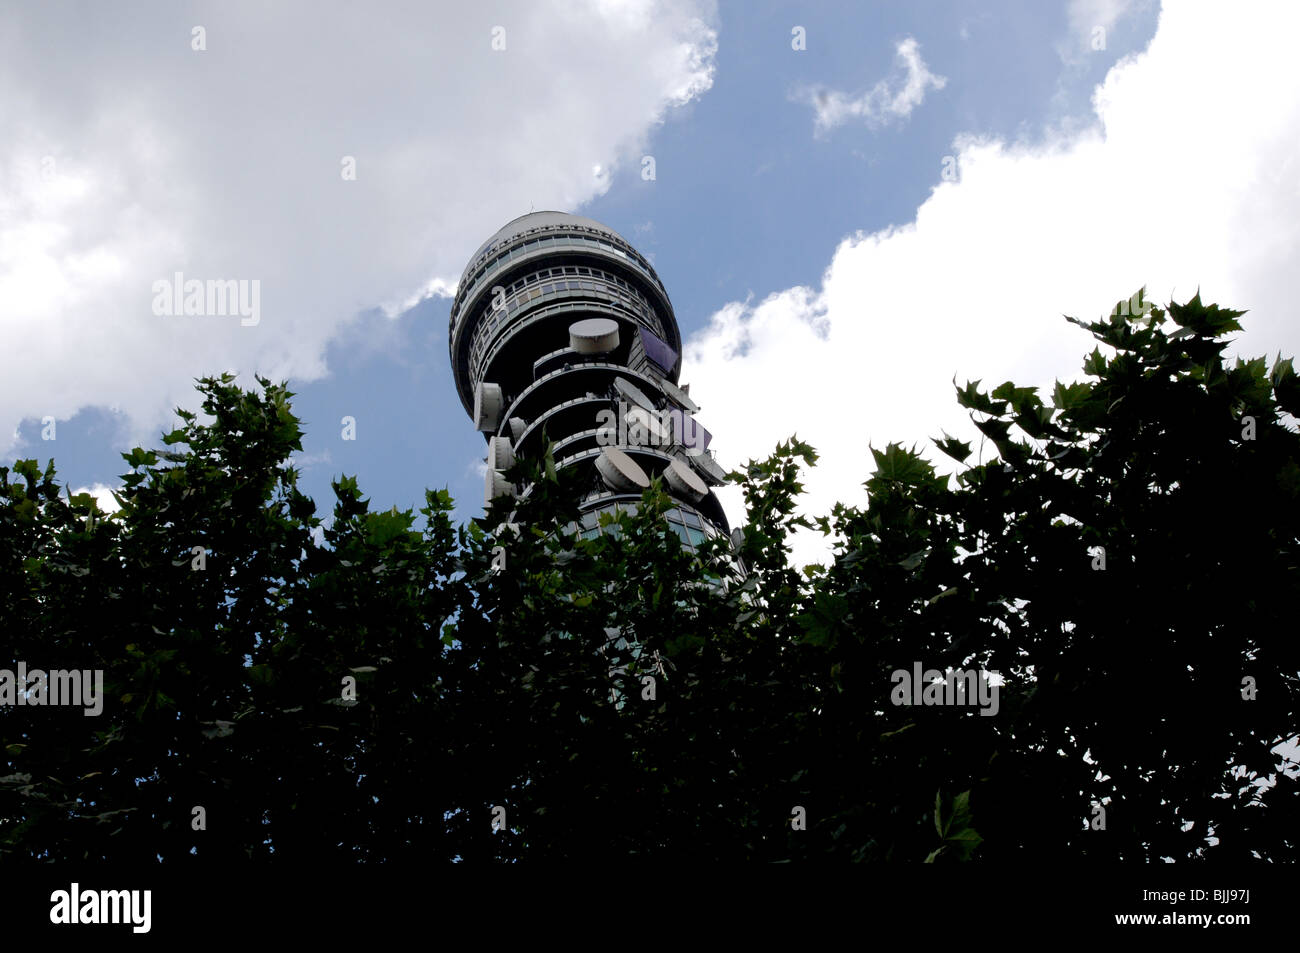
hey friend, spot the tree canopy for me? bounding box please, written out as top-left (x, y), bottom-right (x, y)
top-left (2, 292), bottom-right (1296, 862)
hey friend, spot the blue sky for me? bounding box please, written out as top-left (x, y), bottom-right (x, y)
top-left (4, 0), bottom-right (1297, 564)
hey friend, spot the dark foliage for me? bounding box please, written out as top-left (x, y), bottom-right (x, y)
top-left (2, 294), bottom-right (1295, 861)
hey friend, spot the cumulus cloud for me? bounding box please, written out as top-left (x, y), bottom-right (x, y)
top-left (0, 0), bottom-right (717, 454)
top-left (795, 37), bottom-right (946, 135)
top-left (688, 0), bottom-right (1300, 567)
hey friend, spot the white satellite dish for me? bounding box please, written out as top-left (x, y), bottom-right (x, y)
top-left (660, 378), bottom-right (699, 414)
top-left (484, 466), bottom-right (515, 503)
top-left (488, 434), bottom-right (515, 470)
top-left (474, 381), bottom-right (504, 432)
top-left (508, 417), bottom-right (528, 442)
top-left (689, 451), bottom-right (728, 485)
top-left (614, 377), bottom-right (657, 414)
top-left (624, 406), bottom-right (670, 447)
top-left (664, 457), bottom-right (707, 501)
top-left (569, 317), bottom-right (620, 355)
top-left (595, 447), bottom-right (650, 492)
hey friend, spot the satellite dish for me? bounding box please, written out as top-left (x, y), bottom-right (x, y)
top-left (689, 451), bottom-right (728, 485)
top-left (488, 434), bottom-right (515, 470)
top-left (624, 406), bottom-right (669, 447)
top-left (595, 447), bottom-right (650, 492)
top-left (474, 381), bottom-right (504, 432)
top-left (664, 457), bottom-right (707, 501)
top-left (484, 466), bottom-right (515, 503)
top-left (614, 377), bottom-right (657, 414)
top-left (660, 378), bottom-right (699, 414)
top-left (569, 317), bottom-right (620, 354)
top-left (730, 527), bottom-right (745, 550)
top-left (508, 417), bottom-right (528, 442)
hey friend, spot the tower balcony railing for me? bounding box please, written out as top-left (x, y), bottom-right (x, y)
top-left (467, 280), bottom-right (661, 377)
top-left (475, 264), bottom-right (660, 334)
top-left (457, 223), bottom-right (665, 313)
top-left (512, 398), bottom-right (608, 450)
top-left (451, 231), bottom-right (671, 347)
top-left (501, 361), bottom-right (674, 433)
top-left (469, 300), bottom-right (667, 392)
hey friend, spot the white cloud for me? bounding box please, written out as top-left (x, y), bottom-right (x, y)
top-left (72, 483), bottom-right (122, 514)
top-left (289, 449), bottom-right (333, 470)
top-left (688, 1), bottom-right (1300, 567)
top-left (0, 0), bottom-right (717, 454)
top-left (1064, 0), bottom-right (1142, 60)
top-left (795, 36), bottom-right (946, 135)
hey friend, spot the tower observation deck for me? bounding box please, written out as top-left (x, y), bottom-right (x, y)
top-left (449, 211), bottom-right (733, 552)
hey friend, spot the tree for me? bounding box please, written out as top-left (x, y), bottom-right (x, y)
top-left (2, 293), bottom-right (1296, 862)
top-left (798, 292), bottom-right (1300, 860)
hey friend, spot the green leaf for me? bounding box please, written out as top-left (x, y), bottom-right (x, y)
top-left (1082, 347), bottom-right (1107, 377)
top-left (954, 379), bottom-right (1003, 415)
top-left (899, 550), bottom-right (926, 571)
top-left (121, 447), bottom-right (158, 469)
top-left (934, 433), bottom-right (972, 464)
top-left (869, 443), bottom-right (939, 489)
top-left (926, 587), bottom-right (958, 605)
top-left (1052, 380), bottom-right (1091, 411)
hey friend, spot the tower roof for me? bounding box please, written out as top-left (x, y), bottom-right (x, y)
top-left (460, 211), bottom-right (629, 286)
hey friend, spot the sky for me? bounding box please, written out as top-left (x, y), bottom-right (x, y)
top-left (3, 0), bottom-right (1298, 567)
